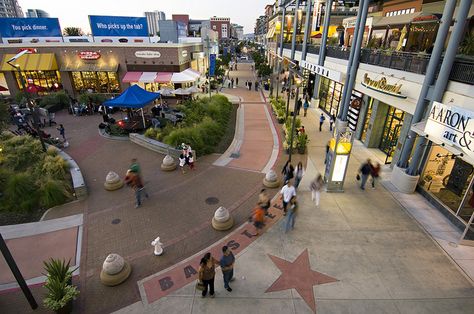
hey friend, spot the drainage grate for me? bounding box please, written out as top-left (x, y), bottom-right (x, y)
top-left (205, 197), bottom-right (219, 205)
top-left (111, 218), bottom-right (121, 225)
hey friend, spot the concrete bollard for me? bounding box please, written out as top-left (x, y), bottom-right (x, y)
top-left (151, 236), bottom-right (163, 256)
top-left (100, 253), bottom-right (132, 286)
top-left (104, 171), bottom-right (124, 191)
top-left (161, 155), bottom-right (177, 171)
top-left (211, 206), bottom-right (234, 231)
top-left (263, 169), bottom-right (280, 188)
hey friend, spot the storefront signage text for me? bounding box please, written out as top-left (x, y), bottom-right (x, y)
top-left (361, 73), bottom-right (407, 99)
top-left (300, 60), bottom-right (343, 82)
top-left (135, 51), bottom-right (161, 58)
top-left (182, 50), bottom-right (188, 58)
top-left (78, 51), bottom-right (101, 60)
top-left (425, 102), bottom-right (474, 159)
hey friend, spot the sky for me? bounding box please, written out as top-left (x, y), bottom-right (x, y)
top-left (18, 0), bottom-right (272, 34)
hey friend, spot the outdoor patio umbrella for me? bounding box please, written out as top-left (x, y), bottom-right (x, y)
top-left (158, 88), bottom-right (174, 96)
top-left (185, 86), bottom-right (201, 94)
top-left (104, 84), bottom-right (161, 128)
top-left (173, 88), bottom-right (191, 95)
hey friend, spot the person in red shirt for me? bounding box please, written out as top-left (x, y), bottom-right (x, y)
top-left (252, 205), bottom-right (265, 236)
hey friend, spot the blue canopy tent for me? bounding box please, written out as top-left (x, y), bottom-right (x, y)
top-left (104, 84), bottom-right (161, 128)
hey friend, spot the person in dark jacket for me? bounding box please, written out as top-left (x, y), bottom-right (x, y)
top-left (358, 159), bottom-right (372, 190)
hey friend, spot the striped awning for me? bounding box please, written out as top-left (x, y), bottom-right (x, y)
top-left (155, 72), bottom-right (173, 83)
top-left (122, 72), bottom-right (142, 82)
top-left (171, 71), bottom-right (198, 83)
top-left (182, 68), bottom-right (201, 79)
top-left (139, 72), bottom-right (157, 83)
top-left (1, 53), bottom-right (58, 71)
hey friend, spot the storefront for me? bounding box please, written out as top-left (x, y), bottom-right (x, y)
top-left (319, 77), bottom-right (343, 116)
top-left (122, 69), bottom-right (200, 91)
top-left (60, 50), bottom-right (120, 94)
top-left (379, 105), bottom-right (405, 163)
top-left (405, 14), bottom-right (440, 52)
top-left (0, 52), bottom-right (61, 92)
top-left (414, 101), bottom-right (474, 245)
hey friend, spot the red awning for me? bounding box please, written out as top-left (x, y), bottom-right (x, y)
top-left (155, 72), bottom-right (173, 83)
top-left (0, 85), bottom-right (7, 91)
top-left (122, 72), bottom-right (142, 83)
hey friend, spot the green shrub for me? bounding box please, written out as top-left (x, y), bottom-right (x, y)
top-left (38, 178), bottom-right (71, 209)
top-left (39, 91), bottom-right (70, 112)
top-left (107, 124), bottom-right (128, 136)
top-left (1, 135), bottom-right (44, 172)
top-left (42, 155), bottom-right (70, 180)
top-left (43, 276), bottom-right (79, 311)
top-left (46, 146), bottom-right (59, 156)
top-left (3, 172), bottom-right (38, 212)
top-left (144, 127), bottom-right (158, 139)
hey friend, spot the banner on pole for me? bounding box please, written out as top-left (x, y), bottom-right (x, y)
top-left (209, 54), bottom-right (216, 77)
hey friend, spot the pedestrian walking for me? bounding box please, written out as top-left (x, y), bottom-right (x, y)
top-left (296, 98), bottom-right (302, 115)
top-left (280, 180), bottom-right (296, 216)
top-left (248, 81), bottom-right (252, 91)
top-left (198, 252), bottom-right (219, 298)
top-left (284, 196), bottom-right (298, 233)
top-left (319, 113), bottom-right (325, 132)
top-left (310, 174), bottom-right (324, 207)
top-left (258, 188), bottom-right (271, 216)
top-left (220, 246), bottom-right (235, 292)
top-left (124, 169), bottom-right (149, 208)
top-left (188, 151), bottom-right (195, 170)
top-left (251, 204), bottom-right (265, 236)
top-left (57, 124), bottom-right (65, 140)
top-left (129, 158), bottom-right (141, 175)
top-left (255, 81), bottom-right (258, 91)
top-left (358, 159), bottom-right (372, 190)
top-left (303, 99), bottom-right (309, 117)
top-left (231, 78), bottom-right (234, 88)
top-left (236, 77), bottom-right (239, 86)
top-left (324, 140), bottom-right (330, 164)
top-left (281, 160), bottom-right (295, 182)
top-left (293, 162), bottom-right (305, 190)
top-left (370, 162), bottom-right (381, 189)
top-left (329, 113), bottom-right (335, 131)
top-left (179, 150), bottom-right (187, 174)
top-left (245, 81), bottom-right (248, 88)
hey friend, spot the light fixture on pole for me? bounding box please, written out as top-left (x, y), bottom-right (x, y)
top-left (288, 75), bottom-right (302, 162)
top-left (7, 51), bottom-right (46, 152)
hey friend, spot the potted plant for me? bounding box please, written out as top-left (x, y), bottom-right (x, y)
top-left (43, 258), bottom-right (79, 314)
top-left (297, 133), bottom-right (309, 154)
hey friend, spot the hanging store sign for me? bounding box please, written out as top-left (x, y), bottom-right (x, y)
top-left (135, 51), bottom-right (161, 58)
top-left (182, 50), bottom-right (188, 58)
top-left (361, 73), bottom-right (407, 99)
top-left (300, 60), bottom-right (343, 82)
top-left (78, 51), bottom-right (101, 60)
top-left (312, 1), bottom-right (323, 32)
top-left (296, 9), bottom-right (304, 34)
top-left (425, 102), bottom-right (474, 160)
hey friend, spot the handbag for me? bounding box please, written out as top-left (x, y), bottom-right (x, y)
top-left (356, 174), bottom-right (361, 181)
top-left (196, 280), bottom-right (205, 291)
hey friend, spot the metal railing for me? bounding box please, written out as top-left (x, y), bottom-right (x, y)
top-left (275, 41), bottom-right (474, 84)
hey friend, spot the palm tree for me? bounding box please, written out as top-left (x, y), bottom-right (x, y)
top-left (63, 27), bottom-right (83, 36)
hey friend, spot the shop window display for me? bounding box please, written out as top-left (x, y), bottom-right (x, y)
top-left (318, 77), bottom-right (343, 117)
top-left (71, 71), bottom-right (120, 94)
top-left (379, 105), bottom-right (404, 164)
top-left (360, 97), bottom-right (373, 143)
top-left (421, 146), bottom-right (474, 223)
top-left (14, 70), bottom-right (62, 92)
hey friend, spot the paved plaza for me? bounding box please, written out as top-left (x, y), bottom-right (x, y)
top-left (0, 63), bottom-right (473, 314)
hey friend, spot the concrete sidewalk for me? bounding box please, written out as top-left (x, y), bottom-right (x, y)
top-left (114, 95), bottom-right (474, 313)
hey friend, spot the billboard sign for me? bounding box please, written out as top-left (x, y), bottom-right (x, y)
top-left (89, 15), bottom-right (148, 37)
top-left (0, 18), bottom-right (63, 43)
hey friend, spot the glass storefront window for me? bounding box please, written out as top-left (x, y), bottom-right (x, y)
top-left (71, 71), bottom-right (120, 94)
top-left (379, 105), bottom-right (404, 164)
top-left (318, 77), bottom-right (343, 117)
top-left (421, 146), bottom-right (474, 224)
top-left (14, 70), bottom-right (61, 92)
top-left (360, 97), bottom-right (373, 143)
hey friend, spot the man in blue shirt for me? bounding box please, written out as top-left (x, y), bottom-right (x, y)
top-left (220, 245), bottom-right (235, 292)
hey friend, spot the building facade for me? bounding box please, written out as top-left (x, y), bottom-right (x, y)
top-left (25, 9), bottom-right (49, 18)
top-left (144, 11), bottom-right (166, 36)
top-left (0, 0), bottom-right (22, 17)
top-left (210, 17), bottom-right (231, 40)
top-left (263, 0), bottom-right (474, 245)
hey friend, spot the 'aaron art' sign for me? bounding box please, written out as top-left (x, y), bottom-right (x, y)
top-left (425, 101), bottom-right (474, 159)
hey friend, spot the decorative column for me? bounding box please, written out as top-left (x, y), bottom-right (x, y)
top-left (290, 0), bottom-right (301, 60)
top-left (301, 0), bottom-right (313, 61)
top-left (276, 5), bottom-right (287, 99)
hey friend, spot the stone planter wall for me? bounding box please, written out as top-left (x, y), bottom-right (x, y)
top-left (129, 133), bottom-right (196, 158)
top-left (58, 150), bottom-right (87, 200)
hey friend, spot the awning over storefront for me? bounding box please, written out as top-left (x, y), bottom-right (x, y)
top-left (373, 12), bottom-right (422, 27)
top-left (1, 53), bottom-right (58, 71)
top-left (266, 25), bottom-right (276, 39)
top-left (182, 68), bottom-right (201, 79)
top-left (139, 72), bottom-right (157, 83)
top-left (122, 72), bottom-right (142, 82)
top-left (171, 71), bottom-right (197, 83)
top-left (155, 72), bottom-right (173, 83)
top-left (60, 62), bottom-right (118, 72)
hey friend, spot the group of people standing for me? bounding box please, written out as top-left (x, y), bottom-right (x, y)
top-left (197, 245), bottom-right (235, 298)
top-left (179, 144), bottom-right (194, 174)
top-left (358, 158), bottom-right (381, 190)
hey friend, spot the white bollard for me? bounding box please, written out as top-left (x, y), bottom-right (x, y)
top-left (151, 236), bottom-right (163, 256)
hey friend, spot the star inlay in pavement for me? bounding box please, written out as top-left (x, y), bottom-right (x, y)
top-left (265, 249), bottom-right (338, 313)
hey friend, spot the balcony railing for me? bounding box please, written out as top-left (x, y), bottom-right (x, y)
top-left (276, 42), bottom-right (474, 85)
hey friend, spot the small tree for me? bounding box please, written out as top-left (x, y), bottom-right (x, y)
top-left (63, 27), bottom-right (83, 36)
top-left (0, 101), bottom-right (9, 133)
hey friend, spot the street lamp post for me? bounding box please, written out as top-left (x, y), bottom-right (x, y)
top-left (288, 76), bottom-right (301, 162)
top-left (285, 73), bottom-right (293, 120)
top-left (7, 51), bottom-right (46, 152)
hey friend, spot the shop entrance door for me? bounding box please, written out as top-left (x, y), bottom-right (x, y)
top-left (379, 106), bottom-right (405, 164)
